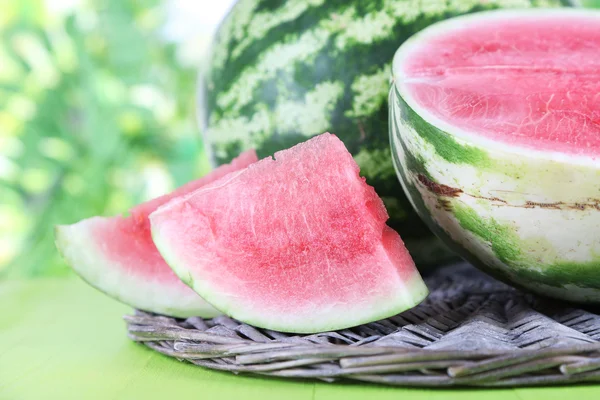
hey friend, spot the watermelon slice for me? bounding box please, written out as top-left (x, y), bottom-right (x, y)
top-left (55, 149), bottom-right (258, 318)
top-left (150, 133), bottom-right (429, 333)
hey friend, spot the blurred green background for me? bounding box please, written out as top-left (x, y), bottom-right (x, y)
top-left (2, 0), bottom-right (599, 279)
top-left (0, 0), bottom-right (235, 277)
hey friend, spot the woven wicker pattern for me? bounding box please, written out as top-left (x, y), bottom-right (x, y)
top-left (126, 263), bottom-right (600, 387)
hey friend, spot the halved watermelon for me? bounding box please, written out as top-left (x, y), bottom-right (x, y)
top-left (389, 9), bottom-right (600, 303)
top-left (150, 133), bottom-right (428, 333)
top-left (55, 149), bottom-right (258, 318)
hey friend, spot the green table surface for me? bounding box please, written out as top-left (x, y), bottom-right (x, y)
top-left (2, 278), bottom-right (600, 400)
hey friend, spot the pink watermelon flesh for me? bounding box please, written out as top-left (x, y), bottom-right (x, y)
top-left (399, 11), bottom-right (600, 157)
top-left (150, 133), bottom-right (429, 333)
top-left (54, 149), bottom-right (258, 318)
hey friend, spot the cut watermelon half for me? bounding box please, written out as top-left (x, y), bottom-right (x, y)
top-left (389, 9), bottom-right (600, 303)
top-left (55, 149), bottom-right (258, 318)
top-left (150, 133), bottom-right (429, 333)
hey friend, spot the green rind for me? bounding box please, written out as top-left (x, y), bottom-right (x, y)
top-left (452, 203), bottom-right (600, 290)
top-left (151, 214), bottom-right (429, 334)
top-left (54, 223), bottom-right (220, 318)
top-left (389, 9), bottom-right (600, 303)
top-left (199, 0), bottom-right (571, 267)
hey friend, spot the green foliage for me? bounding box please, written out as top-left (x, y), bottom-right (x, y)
top-left (0, 0), bottom-right (210, 277)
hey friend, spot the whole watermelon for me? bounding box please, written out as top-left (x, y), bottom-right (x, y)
top-left (198, 0), bottom-right (573, 268)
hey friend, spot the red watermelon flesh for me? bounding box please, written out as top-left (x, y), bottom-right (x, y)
top-left (398, 11), bottom-right (600, 157)
top-left (55, 149), bottom-right (258, 318)
top-left (150, 133), bottom-right (428, 333)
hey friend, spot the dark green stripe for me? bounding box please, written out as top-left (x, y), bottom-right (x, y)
top-left (254, 0), bottom-right (292, 13)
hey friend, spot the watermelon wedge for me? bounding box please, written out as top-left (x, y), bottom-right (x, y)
top-left (55, 149), bottom-right (258, 318)
top-left (150, 133), bottom-right (429, 333)
top-left (390, 9), bottom-right (600, 303)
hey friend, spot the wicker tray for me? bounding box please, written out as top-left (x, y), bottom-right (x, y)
top-left (125, 263), bottom-right (600, 387)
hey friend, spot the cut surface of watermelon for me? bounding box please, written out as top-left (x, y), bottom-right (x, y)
top-left (394, 9), bottom-right (600, 159)
top-left (55, 149), bottom-right (258, 318)
top-left (150, 133), bottom-right (428, 333)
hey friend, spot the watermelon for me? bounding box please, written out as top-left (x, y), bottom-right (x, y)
top-left (54, 149), bottom-right (258, 318)
top-left (390, 9), bottom-right (600, 303)
top-left (198, 0), bottom-right (573, 267)
top-left (150, 133), bottom-right (428, 333)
